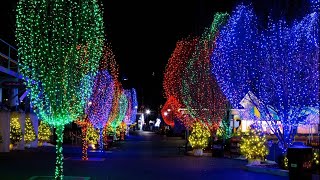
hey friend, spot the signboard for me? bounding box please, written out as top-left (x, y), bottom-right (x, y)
top-left (1, 81), bottom-right (25, 88)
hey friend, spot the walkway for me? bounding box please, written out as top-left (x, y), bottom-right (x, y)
top-left (0, 130), bottom-right (288, 180)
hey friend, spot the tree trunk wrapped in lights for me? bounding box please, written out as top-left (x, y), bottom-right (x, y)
top-left (16, 0), bottom-right (104, 178)
top-left (212, 4), bottom-right (319, 153)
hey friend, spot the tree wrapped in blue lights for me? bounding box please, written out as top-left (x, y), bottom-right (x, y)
top-left (258, 12), bottom-right (319, 151)
top-left (211, 5), bottom-right (260, 109)
top-left (212, 4), bottom-right (319, 152)
top-left (130, 88), bottom-right (138, 125)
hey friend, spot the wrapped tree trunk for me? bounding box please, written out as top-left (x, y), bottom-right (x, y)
top-left (55, 126), bottom-right (64, 179)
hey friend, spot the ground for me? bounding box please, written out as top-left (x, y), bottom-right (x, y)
top-left (0, 131), bottom-right (288, 180)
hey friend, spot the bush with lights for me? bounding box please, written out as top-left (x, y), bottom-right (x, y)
top-left (239, 128), bottom-right (269, 162)
top-left (188, 121), bottom-right (211, 150)
top-left (24, 116), bottom-right (36, 144)
top-left (38, 121), bottom-right (52, 145)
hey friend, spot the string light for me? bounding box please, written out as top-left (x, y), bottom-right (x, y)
top-left (16, 0), bottom-right (104, 178)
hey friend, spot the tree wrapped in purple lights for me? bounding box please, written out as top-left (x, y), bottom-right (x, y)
top-left (122, 88), bottom-right (138, 126)
top-left (87, 70), bottom-right (114, 151)
top-left (212, 4), bottom-right (319, 152)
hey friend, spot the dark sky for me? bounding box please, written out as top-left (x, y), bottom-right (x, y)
top-left (0, 0), bottom-right (236, 115)
top-left (102, 0), bottom-right (236, 114)
top-left (1, 0), bottom-right (309, 116)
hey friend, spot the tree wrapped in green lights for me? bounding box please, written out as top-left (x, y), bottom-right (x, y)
top-left (16, 0), bottom-right (104, 178)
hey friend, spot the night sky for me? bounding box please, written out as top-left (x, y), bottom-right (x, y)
top-left (1, 0), bottom-right (310, 117)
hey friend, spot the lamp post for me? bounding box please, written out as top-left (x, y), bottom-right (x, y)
top-left (145, 109), bottom-right (150, 131)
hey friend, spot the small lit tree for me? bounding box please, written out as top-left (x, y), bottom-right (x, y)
top-left (24, 116), bottom-right (36, 144)
top-left (10, 113), bottom-right (22, 146)
top-left (38, 120), bottom-right (52, 145)
top-left (240, 128), bottom-right (269, 163)
top-left (188, 121), bottom-right (211, 156)
top-left (86, 124), bottom-right (99, 148)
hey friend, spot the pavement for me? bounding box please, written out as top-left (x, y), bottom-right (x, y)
top-left (0, 130), bottom-right (288, 180)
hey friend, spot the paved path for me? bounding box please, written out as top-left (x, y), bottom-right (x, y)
top-left (0, 130), bottom-right (288, 180)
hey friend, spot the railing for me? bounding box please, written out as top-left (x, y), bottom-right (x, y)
top-left (0, 38), bottom-right (19, 73)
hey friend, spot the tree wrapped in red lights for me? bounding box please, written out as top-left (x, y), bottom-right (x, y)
top-left (161, 96), bottom-right (179, 128)
top-left (182, 12), bottom-right (228, 134)
top-left (163, 38), bottom-right (199, 127)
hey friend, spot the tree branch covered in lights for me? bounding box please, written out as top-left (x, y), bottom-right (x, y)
top-left (212, 4), bottom-right (319, 152)
top-left (182, 12), bottom-right (229, 133)
top-left (16, 0), bottom-right (104, 178)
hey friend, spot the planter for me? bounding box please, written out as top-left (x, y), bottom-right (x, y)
top-left (248, 159), bottom-right (261, 165)
top-left (193, 149), bottom-right (203, 156)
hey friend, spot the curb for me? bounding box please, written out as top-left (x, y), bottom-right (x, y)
top-left (244, 164), bottom-right (289, 176)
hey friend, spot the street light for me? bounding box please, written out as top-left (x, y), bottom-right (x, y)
top-left (145, 109), bottom-right (151, 114)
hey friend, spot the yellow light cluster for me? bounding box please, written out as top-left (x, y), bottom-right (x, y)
top-left (239, 128), bottom-right (269, 160)
top-left (87, 125), bottom-right (99, 145)
top-left (38, 121), bottom-right (52, 143)
top-left (314, 152), bottom-right (319, 165)
top-left (188, 122), bottom-right (211, 149)
top-left (10, 113), bottom-right (22, 145)
top-left (25, 116), bottom-right (36, 143)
